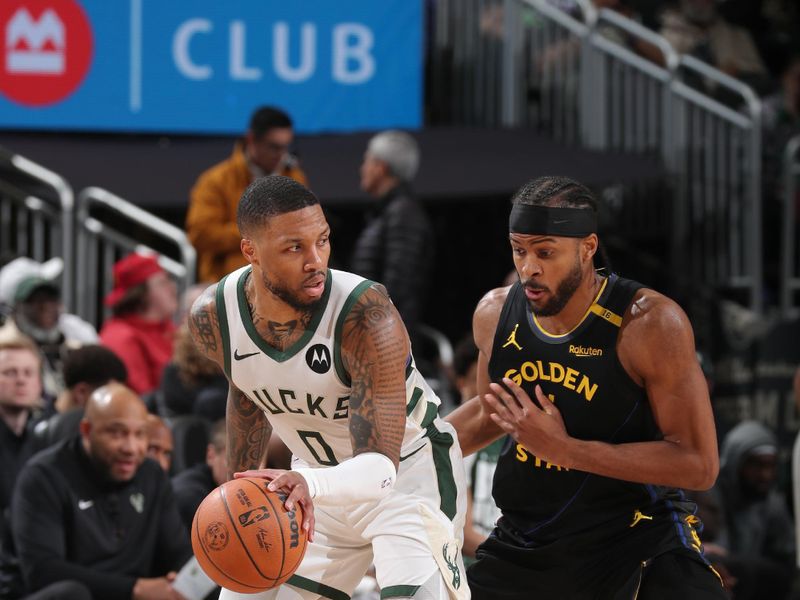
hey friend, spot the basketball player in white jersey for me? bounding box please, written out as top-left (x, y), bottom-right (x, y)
top-left (189, 176), bottom-right (468, 600)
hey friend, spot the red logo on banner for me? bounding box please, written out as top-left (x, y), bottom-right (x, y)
top-left (0, 0), bottom-right (93, 106)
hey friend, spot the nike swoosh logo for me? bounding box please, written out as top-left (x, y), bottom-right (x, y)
top-left (234, 349), bottom-right (260, 361)
top-left (400, 445), bottom-right (426, 462)
top-left (78, 500), bottom-right (93, 510)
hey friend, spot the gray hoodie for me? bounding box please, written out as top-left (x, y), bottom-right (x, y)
top-left (715, 420), bottom-right (795, 565)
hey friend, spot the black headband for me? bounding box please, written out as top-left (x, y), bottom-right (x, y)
top-left (509, 204), bottom-right (597, 237)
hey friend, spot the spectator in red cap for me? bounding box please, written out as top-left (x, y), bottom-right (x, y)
top-left (98, 254), bottom-right (178, 396)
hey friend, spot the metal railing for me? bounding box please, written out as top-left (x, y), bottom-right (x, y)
top-left (75, 187), bottom-right (196, 327)
top-left (781, 135), bottom-right (800, 316)
top-left (582, 8), bottom-right (677, 158)
top-left (0, 148), bottom-right (75, 310)
top-left (431, 0), bottom-right (764, 312)
top-left (670, 56), bottom-right (763, 312)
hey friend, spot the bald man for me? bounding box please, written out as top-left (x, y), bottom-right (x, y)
top-left (11, 384), bottom-right (191, 600)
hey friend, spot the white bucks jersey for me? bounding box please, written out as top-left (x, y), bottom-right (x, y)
top-left (216, 267), bottom-right (442, 467)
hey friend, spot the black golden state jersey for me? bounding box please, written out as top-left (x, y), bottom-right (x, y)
top-left (489, 274), bottom-right (695, 544)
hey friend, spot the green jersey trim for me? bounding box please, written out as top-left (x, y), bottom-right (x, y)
top-left (332, 279), bottom-right (375, 385)
top-left (215, 274), bottom-right (232, 379)
top-left (286, 574), bottom-right (350, 600)
top-left (236, 267), bottom-right (332, 363)
top-left (381, 585), bottom-right (421, 598)
top-left (427, 424), bottom-right (458, 520)
top-left (406, 386), bottom-right (424, 416)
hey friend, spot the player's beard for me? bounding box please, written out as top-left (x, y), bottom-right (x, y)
top-left (261, 269), bottom-right (324, 313)
top-left (524, 253), bottom-right (583, 316)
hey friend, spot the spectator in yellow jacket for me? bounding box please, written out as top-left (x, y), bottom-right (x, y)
top-left (186, 106), bottom-right (308, 283)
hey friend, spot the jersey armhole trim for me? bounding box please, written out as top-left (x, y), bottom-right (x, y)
top-left (332, 279), bottom-right (376, 386)
top-left (215, 274), bottom-right (232, 379)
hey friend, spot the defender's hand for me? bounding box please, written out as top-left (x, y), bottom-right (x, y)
top-left (485, 378), bottom-right (569, 465)
top-left (235, 469), bottom-right (315, 540)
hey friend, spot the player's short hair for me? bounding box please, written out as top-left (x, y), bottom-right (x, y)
top-left (63, 345), bottom-right (128, 389)
top-left (511, 176), bottom-right (598, 212)
top-left (248, 106), bottom-right (293, 139)
top-left (511, 176), bottom-right (611, 271)
top-left (237, 175), bottom-right (319, 236)
top-left (366, 130), bottom-right (420, 182)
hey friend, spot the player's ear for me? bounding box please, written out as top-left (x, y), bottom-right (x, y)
top-left (581, 234), bottom-right (598, 262)
top-left (241, 237), bottom-right (258, 266)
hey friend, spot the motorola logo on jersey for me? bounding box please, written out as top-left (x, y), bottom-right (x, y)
top-left (305, 344), bottom-right (331, 374)
top-left (0, 0), bottom-right (93, 106)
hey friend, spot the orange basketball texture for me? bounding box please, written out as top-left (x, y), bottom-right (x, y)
top-left (191, 477), bottom-right (308, 593)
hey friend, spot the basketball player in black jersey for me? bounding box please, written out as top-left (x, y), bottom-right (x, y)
top-left (447, 176), bottom-right (726, 599)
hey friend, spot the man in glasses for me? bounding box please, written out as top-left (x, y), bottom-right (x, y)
top-left (187, 105), bottom-right (308, 283)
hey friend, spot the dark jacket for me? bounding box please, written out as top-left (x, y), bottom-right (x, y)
top-left (11, 438), bottom-right (191, 598)
top-left (171, 463), bottom-right (216, 533)
top-left (350, 184), bottom-right (434, 334)
top-left (159, 363), bottom-right (228, 421)
top-left (0, 414), bottom-right (42, 519)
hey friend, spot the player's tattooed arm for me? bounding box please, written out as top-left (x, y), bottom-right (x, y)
top-left (187, 283), bottom-right (224, 366)
top-left (340, 284), bottom-right (409, 468)
top-left (226, 383), bottom-right (272, 480)
top-left (188, 283), bottom-right (272, 479)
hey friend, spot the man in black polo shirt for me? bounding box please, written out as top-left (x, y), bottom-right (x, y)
top-left (11, 383), bottom-right (191, 599)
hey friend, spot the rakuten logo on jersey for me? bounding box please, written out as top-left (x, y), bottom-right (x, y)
top-left (0, 0), bottom-right (93, 106)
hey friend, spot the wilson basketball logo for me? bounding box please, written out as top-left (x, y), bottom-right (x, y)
top-left (0, 0), bottom-right (93, 106)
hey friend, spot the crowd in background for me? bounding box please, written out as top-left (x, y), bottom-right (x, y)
top-left (1, 1), bottom-right (800, 598)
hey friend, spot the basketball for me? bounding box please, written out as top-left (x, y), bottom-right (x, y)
top-left (191, 477), bottom-right (308, 593)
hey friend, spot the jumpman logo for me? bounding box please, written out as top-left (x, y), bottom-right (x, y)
top-left (629, 509), bottom-right (653, 528)
top-left (502, 323), bottom-right (522, 351)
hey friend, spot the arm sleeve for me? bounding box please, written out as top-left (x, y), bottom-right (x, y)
top-left (11, 464), bottom-right (136, 600)
top-left (294, 452), bottom-right (397, 507)
top-left (186, 175), bottom-right (243, 255)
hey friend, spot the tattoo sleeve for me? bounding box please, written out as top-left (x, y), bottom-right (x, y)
top-left (191, 311), bottom-right (217, 354)
top-left (187, 285), bottom-right (221, 364)
top-left (226, 385), bottom-right (272, 480)
top-left (341, 285), bottom-right (409, 467)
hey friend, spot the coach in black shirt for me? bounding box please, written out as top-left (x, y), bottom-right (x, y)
top-left (11, 383), bottom-right (191, 600)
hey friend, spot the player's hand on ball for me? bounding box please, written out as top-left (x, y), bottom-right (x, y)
top-left (235, 469), bottom-right (315, 540)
